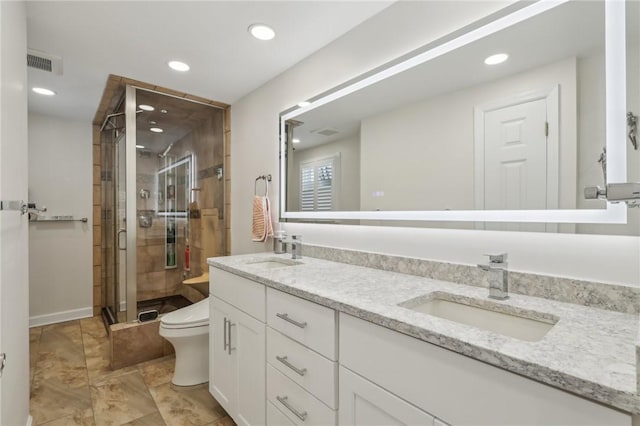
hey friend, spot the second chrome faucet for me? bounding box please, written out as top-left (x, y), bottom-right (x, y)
top-left (477, 253), bottom-right (509, 300)
top-left (274, 234), bottom-right (303, 259)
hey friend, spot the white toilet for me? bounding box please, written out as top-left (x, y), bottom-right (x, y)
top-left (159, 297), bottom-right (210, 386)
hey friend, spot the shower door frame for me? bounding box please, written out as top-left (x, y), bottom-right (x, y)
top-left (124, 85), bottom-right (138, 322)
top-left (101, 126), bottom-right (124, 325)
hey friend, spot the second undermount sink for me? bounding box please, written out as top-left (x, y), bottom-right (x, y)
top-left (401, 292), bottom-right (558, 342)
top-left (245, 257), bottom-right (303, 269)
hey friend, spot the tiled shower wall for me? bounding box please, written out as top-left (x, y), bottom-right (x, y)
top-left (92, 75), bottom-right (231, 317)
top-left (136, 110), bottom-right (226, 302)
top-left (135, 152), bottom-right (183, 301)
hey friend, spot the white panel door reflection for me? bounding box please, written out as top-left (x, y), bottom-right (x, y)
top-left (483, 97), bottom-right (553, 232)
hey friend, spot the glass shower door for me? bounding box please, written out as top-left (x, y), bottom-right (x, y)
top-left (103, 84), bottom-right (225, 324)
top-left (100, 100), bottom-right (128, 326)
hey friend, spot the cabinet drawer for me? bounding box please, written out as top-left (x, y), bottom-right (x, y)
top-left (267, 401), bottom-right (296, 426)
top-left (267, 327), bottom-right (337, 409)
top-left (210, 267), bottom-right (265, 321)
top-left (267, 364), bottom-right (336, 426)
top-left (267, 288), bottom-right (336, 360)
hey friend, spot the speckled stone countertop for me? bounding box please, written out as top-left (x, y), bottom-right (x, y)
top-left (208, 253), bottom-right (640, 414)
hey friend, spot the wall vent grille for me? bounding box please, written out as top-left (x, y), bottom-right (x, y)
top-left (26, 50), bottom-right (63, 75)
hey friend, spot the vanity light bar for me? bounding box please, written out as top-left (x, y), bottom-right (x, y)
top-left (281, 205), bottom-right (626, 224)
top-left (605, 0), bottom-right (627, 184)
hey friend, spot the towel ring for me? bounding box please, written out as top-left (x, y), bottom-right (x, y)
top-left (255, 174), bottom-right (271, 197)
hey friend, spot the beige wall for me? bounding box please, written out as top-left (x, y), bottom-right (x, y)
top-left (28, 113), bottom-right (93, 324)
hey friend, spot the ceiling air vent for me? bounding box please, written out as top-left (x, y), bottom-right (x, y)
top-left (27, 49), bottom-right (63, 75)
top-left (315, 128), bottom-right (340, 137)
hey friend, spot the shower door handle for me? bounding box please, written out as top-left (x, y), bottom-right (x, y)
top-left (117, 229), bottom-right (126, 250)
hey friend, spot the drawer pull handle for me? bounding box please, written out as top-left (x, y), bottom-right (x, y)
top-left (227, 321), bottom-right (235, 355)
top-left (223, 317), bottom-right (228, 352)
top-left (276, 312), bottom-right (307, 328)
top-left (276, 355), bottom-right (307, 376)
top-left (276, 395), bottom-right (308, 421)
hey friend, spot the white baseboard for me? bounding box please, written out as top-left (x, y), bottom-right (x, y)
top-left (26, 414), bottom-right (33, 426)
top-left (29, 307), bottom-right (94, 327)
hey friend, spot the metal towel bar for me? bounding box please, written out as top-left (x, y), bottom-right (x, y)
top-left (254, 174), bottom-right (272, 197)
top-left (29, 216), bottom-right (88, 223)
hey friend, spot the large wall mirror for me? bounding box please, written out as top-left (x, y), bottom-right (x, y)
top-left (280, 0), bottom-right (639, 234)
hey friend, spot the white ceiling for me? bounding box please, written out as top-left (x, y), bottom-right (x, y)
top-left (26, 1), bottom-right (393, 122)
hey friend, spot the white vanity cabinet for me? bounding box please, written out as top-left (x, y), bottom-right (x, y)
top-left (339, 313), bottom-right (632, 426)
top-left (208, 260), bottom-right (634, 426)
top-left (265, 287), bottom-right (339, 425)
top-left (209, 267), bottom-right (266, 426)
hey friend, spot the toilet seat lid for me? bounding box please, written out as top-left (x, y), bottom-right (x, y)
top-left (161, 298), bottom-right (209, 328)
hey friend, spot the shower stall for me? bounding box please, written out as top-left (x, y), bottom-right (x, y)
top-left (100, 85), bottom-right (225, 324)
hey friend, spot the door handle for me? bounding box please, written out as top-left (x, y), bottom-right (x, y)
top-left (0, 353), bottom-right (6, 377)
top-left (0, 201), bottom-right (46, 215)
top-left (117, 229), bottom-right (126, 250)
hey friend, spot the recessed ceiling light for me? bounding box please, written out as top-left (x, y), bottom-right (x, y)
top-left (32, 87), bottom-right (56, 96)
top-left (160, 109), bottom-right (168, 114)
top-left (149, 120), bottom-right (157, 125)
top-left (138, 104), bottom-right (154, 111)
top-left (297, 101), bottom-right (310, 107)
top-left (292, 138), bottom-right (301, 144)
top-left (248, 23), bottom-right (275, 41)
top-left (168, 61), bottom-right (190, 72)
top-left (484, 53), bottom-right (509, 65)
top-left (150, 127), bottom-right (164, 133)
top-left (136, 145), bottom-right (145, 149)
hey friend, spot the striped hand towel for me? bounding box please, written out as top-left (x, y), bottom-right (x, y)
top-left (252, 195), bottom-right (273, 242)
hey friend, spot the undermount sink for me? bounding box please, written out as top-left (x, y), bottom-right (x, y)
top-left (401, 292), bottom-right (558, 342)
top-left (245, 257), bottom-right (303, 269)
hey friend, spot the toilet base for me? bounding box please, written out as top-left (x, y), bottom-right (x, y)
top-left (159, 324), bottom-right (209, 386)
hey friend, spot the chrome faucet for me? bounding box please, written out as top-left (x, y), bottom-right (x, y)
top-left (477, 253), bottom-right (509, 300)
top-left (285, 235), bottom-right (302, 259)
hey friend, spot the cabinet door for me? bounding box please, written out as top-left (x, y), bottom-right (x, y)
top-left (210, 296), bottom-right (237, 416)
top-left (233, 306), bottom-right (266, 426)
top-left (339, 366), bottom-right (435, 426)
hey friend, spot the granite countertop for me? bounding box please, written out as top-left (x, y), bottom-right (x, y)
top-left (208, 252), bottom-right (640, 414)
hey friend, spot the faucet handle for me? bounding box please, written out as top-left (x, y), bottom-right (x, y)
top-left (484, 253), bottom-right (507, 263)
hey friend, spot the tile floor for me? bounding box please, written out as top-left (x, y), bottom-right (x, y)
top-left (29, 316), bottom-right (236, 426)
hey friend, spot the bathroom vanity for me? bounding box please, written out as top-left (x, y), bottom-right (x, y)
top-left (208, 253), bottom-right (640, 426)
